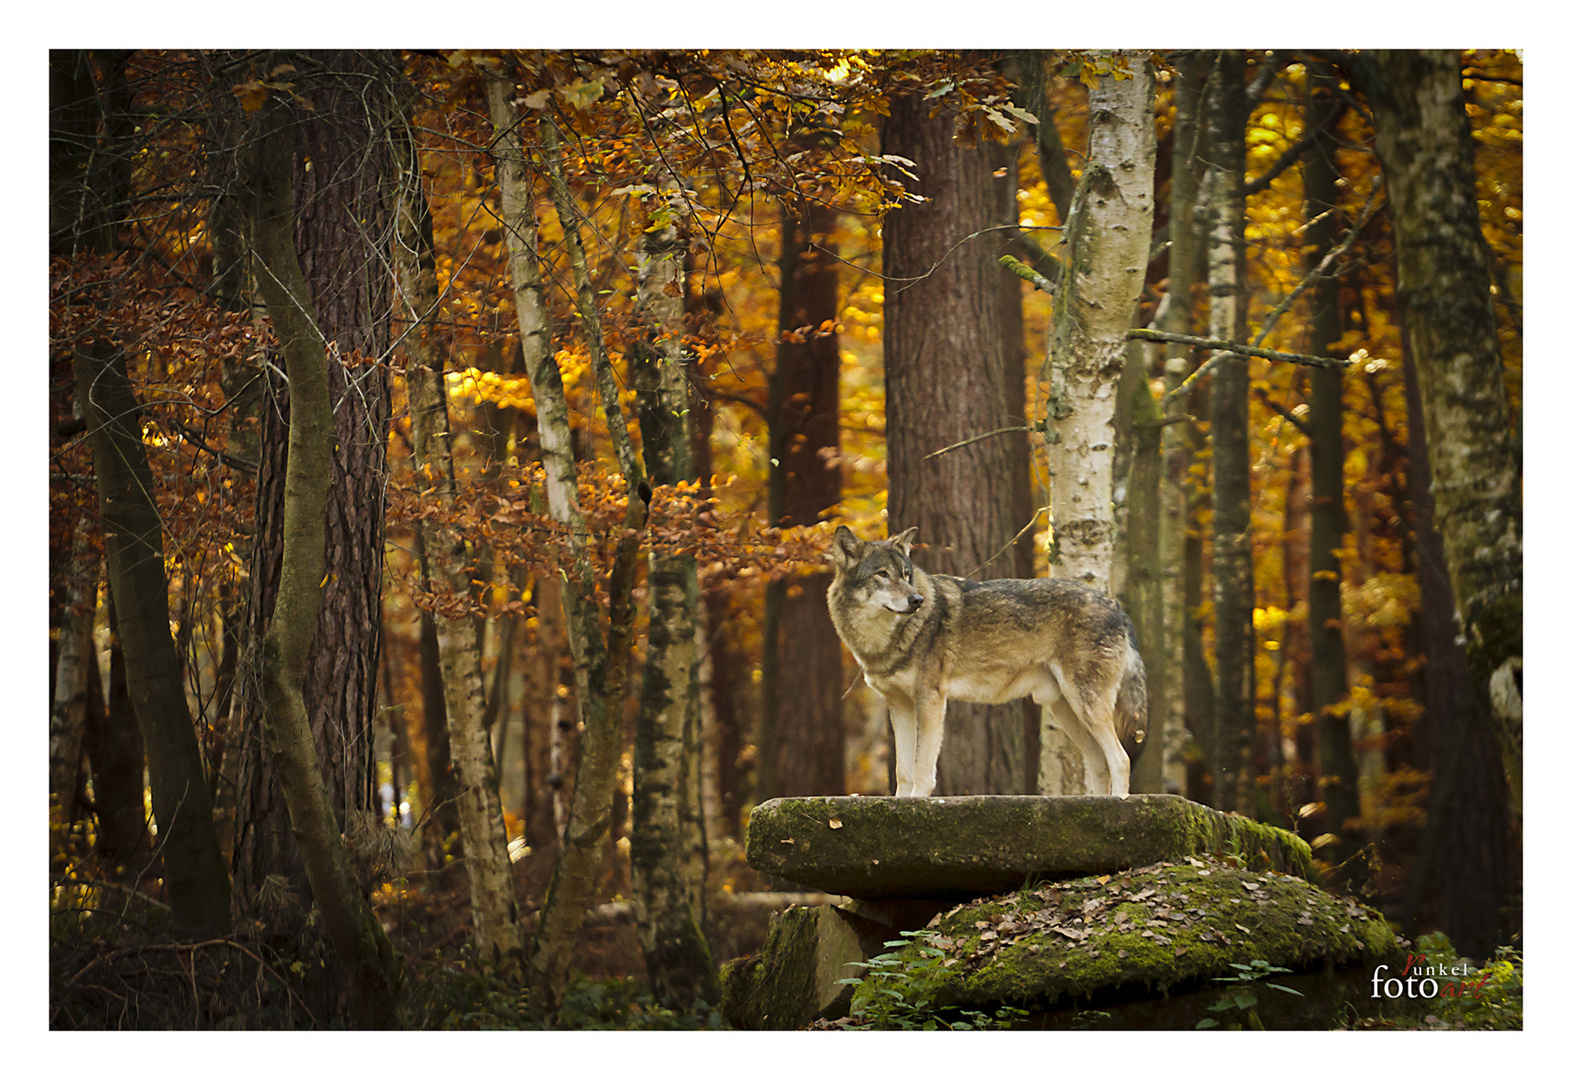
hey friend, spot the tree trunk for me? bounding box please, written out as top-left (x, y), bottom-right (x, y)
top-left (882, 90), bottom-right (1035, 796)
top-left (1122, 337), bottom-right (1166, 795)
top-left (1302, 66), bottom-right (1363, 863)
top-left (393, 119), bottom-right (525, 977)
top-left (76, 339), bottom-right (232, 937)
top-left (1047, 61), bottom-right (1156, 591)
top-left (50, 525), bottom-right (97, 815)
top-left (233, 51), bottom-right (396, 910)
top-left (628, 173), bottom-right (718, 1009)
top-left (85, 587), bottom-right (149, 870)
top-left (1156, 53), bottom-right (1207, 798)
top-left (484, 69), bottom-right (647, 1020)
top-left (1356, 49), bottom-right (1522, 812)
top-left (1398, 325), bottom-right (1521, 959)
top-left (759, 199), bottom-right (845, 798)
top-left (412, 561), bottom-right (464, 868)
top-left (245, 95), bottom-right (401, 1028)
top-left (1200, 51), bottom-right (1256, 815)
top-left (1042, 60), bottom-right (1156, 793)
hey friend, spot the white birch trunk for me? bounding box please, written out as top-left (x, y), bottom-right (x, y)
top-left (51, 517), bottom-right (99, 809)
top-left (393, 126), bottom-right (524, 976)
top-left (1046, 62), bottom-right (1156, 591)
top-left (1039, 61), bottom-right (1155, 794)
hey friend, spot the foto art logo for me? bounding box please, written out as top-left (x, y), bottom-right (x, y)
top-left (1370, 952), bottom-right (1493, 1000)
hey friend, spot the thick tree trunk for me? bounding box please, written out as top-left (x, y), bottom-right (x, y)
top-left (393, 122), bottom-right (524, 977)
top-left (1399, 328), bottom-right (1521, 958)
top-left (629, 175), bottom-right (718, 1008)
top-left (76, 339), bottom-right (233, 937)
top-left (759, 200), bottom-right (845, 798)
top-left (234, 51), bottom-right (395, 910)
top-left (1357, 49), bottom-right (1523, 812)
top-left (1043, 61), bottom-right (1156, 793)
top-left (1200, 51), bottom-right (1256, 815)
top-left (245, 97), bottom-right (401, 1028)
top-left (882, 90), bottom-right (1035, 796)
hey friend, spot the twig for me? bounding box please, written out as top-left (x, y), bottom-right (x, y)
top-left (1250, 177), bottom-right (1385, 348)
top-left (999, 254), bottom-right (1056, 295)
top-left (1132, 328), bottom-right (1351, 372)
top-left (1254, 388), bottom-right (1311, 437)
top-left (922, 421), bottom-right (1045, 461)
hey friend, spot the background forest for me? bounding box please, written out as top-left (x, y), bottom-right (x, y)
top-left (46, 46), bottom-right (1522, 1030)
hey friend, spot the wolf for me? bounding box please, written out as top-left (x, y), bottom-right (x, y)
top-left (827, 526), bottom-right (1147, 798)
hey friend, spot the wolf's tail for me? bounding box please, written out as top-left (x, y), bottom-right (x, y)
top-left (1115, 639), bottom-right (1148, 764)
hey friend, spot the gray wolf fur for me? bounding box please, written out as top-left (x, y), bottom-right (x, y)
top-left (827, 526), bottom-right (1147, 797)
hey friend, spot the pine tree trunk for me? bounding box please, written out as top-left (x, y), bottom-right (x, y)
top-left (1357, 49), bottom-right (1522, 811)
top-left (233, 51), bottom-right (395, 911)
top-left (245, 95), bottom-right (400, 1027)
top-left (1200, 51), bottom-right (1256, 815)
top-left (882, 90), bottom-right (1035, 796)
top-left (76, 339), bottom-right (233, 937)
top-left (393, 120), bottom-right (524, 976)
top-left (760, 200), bottom-right (845, 798)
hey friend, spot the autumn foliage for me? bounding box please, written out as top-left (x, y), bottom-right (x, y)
top-left (48, 48), bottom-right (1521, 1029)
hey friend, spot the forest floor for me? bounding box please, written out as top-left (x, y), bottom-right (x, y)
top-left (49, 825), bottom-right (1520, 1030)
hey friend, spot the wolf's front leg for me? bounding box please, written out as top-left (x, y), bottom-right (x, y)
top-left (911, 688), bottom-right (947, 797)
top-left (887, 697), bottom-right (918, 797)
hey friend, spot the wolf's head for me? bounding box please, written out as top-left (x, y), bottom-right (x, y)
top-left (829, 525), bottom-right (924, 615)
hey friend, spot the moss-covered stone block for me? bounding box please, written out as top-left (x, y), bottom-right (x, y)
top-left (719, 904), bottom-right (886, 1030)
top-left (746, 794), bottom-right (1313, 899)
top-left (848, 857), bottom-right (1399, 1028)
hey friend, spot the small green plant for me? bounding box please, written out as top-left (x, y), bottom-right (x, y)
top-left (1071, 1008), bottom-right (1112, 1030)
top-left (836, 929), bottom-right (1028, 1031)
top-left (1196, 960), bottom-right (1304, 1030)
top-left (1406, 932), bottom-right (1523, 1030)
top-left (555, 975), bottom-right (724, 1030)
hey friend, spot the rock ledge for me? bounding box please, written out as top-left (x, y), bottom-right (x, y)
top-left (745, 794), bottom-right (1314, 899)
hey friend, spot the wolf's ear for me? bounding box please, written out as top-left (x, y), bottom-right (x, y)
top-left (830, 525), bottom-right (863, 570)
top-left (890, 526), bottom-right (918, 556)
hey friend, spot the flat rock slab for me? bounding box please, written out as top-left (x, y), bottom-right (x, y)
top-left (746, 794), bottom-right (1313, 899)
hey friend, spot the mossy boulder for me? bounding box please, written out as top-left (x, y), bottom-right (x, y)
top-left (747, 794), bottom-right (1314, 899)
top-left (719, 904), bottom-right (888, 1030)
top-left (847, 857), bottom-right (1400, 1028)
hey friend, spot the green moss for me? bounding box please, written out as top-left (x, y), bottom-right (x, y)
top-left (850, 856), bottom-right (1393, 1017)
top-left (747, 795), bottom-right (1318, 899)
